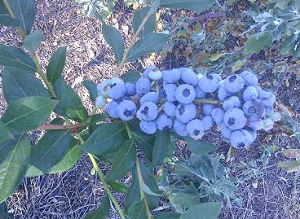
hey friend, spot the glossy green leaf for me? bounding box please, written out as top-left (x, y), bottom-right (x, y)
top-left (133, 7), bottom-right (156, 36)
top-left (0, 44), bottom-right (36, 72)
top-left (184, 137), bottom-right (216, 154)
top-left (154, 212), bottom-right (181, 219)
top-left (103, 24), bottom-right (124, 64)
top-left (160, 0), bottom-right (216, 12)
top-left (29, 130), bottom-right (71, 173)
top-left (1, 96), bottom-right (58, 132)
top-left (84, 196), bottom-right (110, 219)
top-left (8, 0), bottom-right (35, 34)
top-left (0, 0), bottom-right (19, 27)
top-left (0, 121), bottom-right (13, 145)
top-left (107, 181), bottom-right (128, 193)
top-left (0, 135), bottom-right (31, 204)
top-left (120, 70), bottom-right (141, 83)
top-left (82, 123), bottom-right (128, 155)
top-left (22, 30), bottom-right (44, 53)
top-left (47, 47), bottom-right (67, 83)
top-left (106, 139), bottom-right (136, 181)
top-left (54, 77), bottom-right (88, 122)
top-left (152, 131), bottom-right (175, 167)
top-left (244, 31), bottom-right (273, 55)
top-left (127, 33), bottom-right (170, 61)
top-left (82, 80), bottom-right (97, 102)
top-left (26, 139), bottom-right (82, 177)
top-left (181, 202), bottom-right (222, 219)
top-left (132, 131), bottom-right (155, 161)
top-left (128, 200), bottom-right (148, 219)
top-left (2, 67), bottom-right (48, 103)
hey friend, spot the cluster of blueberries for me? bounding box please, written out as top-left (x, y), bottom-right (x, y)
top-left (95, 67), bottom-right (280, 149)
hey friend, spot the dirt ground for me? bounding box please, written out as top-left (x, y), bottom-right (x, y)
top-left (1, 0), bottom-right (300, 218)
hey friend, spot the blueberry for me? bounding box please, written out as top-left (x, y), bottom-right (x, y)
top-left (186, 119), bottom-right (205, 140)
top-left (118, 100), bottom-right (137, 121)
top-left (149, 68), bottom-right (163, 81)
top-left (202, 116), bottom-right (213, 131)
top-left (175, 103), bottom-right (197, 123)
top-left (163, 101), bottom-right (176, 117)
top-left (163, 84), bottom-right (177, 102)
top-left (263, 118), bottom-right (274, 131)
top-left (246, 128), bottom-right (257, 143)
top-left (230, 129), bottom-right (253, 149)
top-left (137, 102), bottom-right (158, 121)
top-left (140, 120), bottom-right (157, 134)
top-left (136, 77), bottom-right (151, 96)
top-left (211, 108), bottom-right (225, 124)
top-left (247, 119), bottom-right (263, 131)
top-left (163, 69), bottom-right (181, 83)
top-left (125, 83), bottom-right (136, 96)
top-left (243, 86), bottom-right (259, 101)
top-left (240, 71), bottom-right (258, 86)
top-left (219, 122), bottom-right (232, 139)
top-left (179, 67), bottom-right (199, 86)
top-left (265, 107), bottom-right (275, 116)
top-left (243, 100), bottom-right (265, 121)
top-left (97, 79), bottom-right (111, 98)
top-left (202, 104), bottom-right (216, 116)
top-left (95, 96), bottom-right (106, 109)
top-left (175, 84), bottom-right (196, 104)
top-left (198, 73), bottom-right (219, 93)
top-left (211, 74), bottom-right (222, 82)
top-left (173, 119), bottom-right (188, 137)
top-left (109, 83), bottom-right (126, 99)
top-left (272, 111), bottom-right (282, 122)
top-left (143, 66), bottom-right (157, 78)
top-left (223, 96), bottom-right (241, 110)
top-left (156, 114), bottom-right (173, 131)
top-left (140, 92), bottom-right (159, 104)
top-left (224, 74), bottom-right (245, 93)
top-left (217, 86), bottom-right (231, 101)
top-left (106, 101), bottom-right (119, 118)
top-left (260, 90), bottom-right (276, 107)
top-left (224, 108), bottom-right (246, 130)
top-left (194, 85), bottom-right (206, 98)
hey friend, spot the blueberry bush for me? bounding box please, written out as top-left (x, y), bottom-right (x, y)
top-left (0, 0), bottom-right (284, 218)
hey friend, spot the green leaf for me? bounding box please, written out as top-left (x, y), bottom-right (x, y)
top-left (127, 33), bottom-right (170, 61)
top-left (1, 96), bottom-right (58, 132)
top-left (184, 137), bottom-right (216, 154)
top-left (26, 139), bottom-right (82, 177)
top-left (47, 47), bottom-right (67, 83)
top-left (0, 202), bottom-right (13, 219)
top-left (2, 67), bottom-right (48, 103)
top-left (160, 0), bottom-right (216, 13)
top-left (181, 202), bottom-right (222, 219)
top-left (84, 196), bottom-right (110, 219)
top-left (120, 70), bottom-right (141, 83)
top-left (106, 139), bottom-right (136, 181)
top-left (22, 30), bottom-right (44, 53)
top-left (128, 200), bottom-right (148, 219)
top-left (132, 131), bottom-right (155, 161)
top-left (0, 44), bottom-right (36, 72)
top-left (133, 7), bottom-right (156, 36)
top-left (90, 113), bottom-right (109, 126)
top-left (54, 77), bottom-right (88, 122)
top-left (82, 80), bottom-right (97, 102)
top-left (244, 31), bottom-right (273, 55)
top-left (170, 185), bottom-right (199, 210)
top-left (154, 212), bottom-right (181, 219)
top-left (29, 130), bottom-right (71, 173)
top-left (8, 0), bottom-right (35, 34)
top-left (102, 24), bottom-right (124, 64)
top-left (148, 0), bottom-right (161, 15)
top-left (0, 0), bottom-right (19, 27)
top-left (0, 135), bottom-right (31, 204)
top-left (0, 121), bottom-right (13, 145)
top-left (152, 131), bottom-right (175, 167)
top-left (82, 123), bottom-right (128, 155)
top-left (278, 160), bottom-right (300, 173)
top-left (107, 181), bottom-right (128, 193)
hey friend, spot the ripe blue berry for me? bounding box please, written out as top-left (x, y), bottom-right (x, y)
top-left (143, 66), bottom-right (157, 78)
top-left (125, 83), bottom-right (136, 96)
top-left (140, 120), bottom-right (157, 134)
top-left (223, 96), bottom-right (241, 110)
top-left (194, 85), bottom-right (206, 98)
top-left (175, 103), bottom-right (197, 123)
top-left (224, 108), bottom-right (246, 130)
top-left (240, 71), bottom-right (258, 86)
top-left (211, 108), bottom-right (225, 124)
top-left (202, 104), bottom-right (216, 116)
top-left (263, 118), bottom-right (274, 131)
top-left (95, 96), bottom-right (106, 109)
top-left (163, 69), bottom-right (181, 83)
top-left (118, 100), bottom-right (137, 121)
top-left (187, 119), bottom-right (205, 140)
top-left (202, 116), bottom-right (213, 131)
top-left (198, 74), bottom-right (219, 93)
top-left (156, 114), bottom-right (173, 131)
top-left (137, 102), bottom-right (158, 121)
top-left (243, 100), bottom-right (265, 122)
top-left (230, 129), bottom-right (253, 149)
top-left (136, 77), bottom-right (151, 96)
top-left (219, 122), bottom-right (232, 139)
top-left (243, 86), bottom-right (259, 101)
top-left (260, 90), bottom-right (276, 107)
top-left (175, 84), bottom-right (196, 104)
top-left (163, 101), bottom-right (176, 117)
top-left (140, 92), bottom-right (159, 104)
top-left (173, 119), bottom-right (188, 137)
top-left (97, 79), bottom-right (111, 98)
top-left (163, 84), bottom-right (177, 102)
top-left (149, 68), bottom-right (163, 81)
top-left (247, 119), bottom-right (263, 131)
top-left (108, 78), bottom-right (126, 99)
top-left (106, 101), bottom-right (119, 118)
top-left (217, 86), bottom-right (231, 101)
top-left (224, 74), bottom-right (245, 93)
top-left (179, 67), bottom-right (199, 86)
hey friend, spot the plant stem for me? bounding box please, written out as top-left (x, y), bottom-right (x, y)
top-left (194, 99), bottom-right (221, 105)
top-left (36, 123), bottom-right (84, 131)
top-left (114, 12), bottom-right (152, 76)
top-left (124, 122), bottom-right (152, 219)
top-left (76, 134), bottom-right (126, 219)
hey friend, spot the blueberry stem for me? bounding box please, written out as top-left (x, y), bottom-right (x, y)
top-left (194, 99), bottom-right (221, 105)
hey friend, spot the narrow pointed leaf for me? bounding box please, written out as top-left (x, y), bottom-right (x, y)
top-left (47, 47), bottom-right (67, 83)
top-left (2, 67), bottom-right (48, 103)
top-left (128, 200), bottom-right (148, 219)
top-left (84, 196), bottom-right (110, 219)
top-left (0, 44), bottom-right (36, 72)
top-left (152, 131), bottom-right (175, 167)
top-left (154, 212), bottom-right (181, 219)
top-left (82, 80), bottom-right (97, 102)
top-left (132, 131), bottom-right (155, 161)
top-left (244, 31), bottom-right (273, 55)
top-left (0, 121), bottom-right (13, 144)
top-left (133, 7), bottom-right (156, 36)
top-left (106, 139), bottom-right (136, 181)
top-left (181, 202), bottom-right (222, 219)
top-left (22, 30), bottom-right (44, 53)
top-left (0, 135), bottom-right (31, 204)
top-left (120, 70), bottom-right (141, 83)
top-left (184, 137), bottom-right (216, 154)
top-left (160, 0), bottom-right (216, 13)
top-left (1, 96), bottom-right (58, 132)
top-left (0, 0), bottom-right (19, 27)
